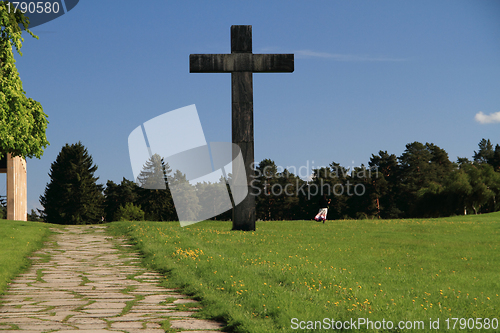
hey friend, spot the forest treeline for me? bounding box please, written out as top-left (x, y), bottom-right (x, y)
top-left (28, 139), bottom-right (500, 223)
top-left (255, 138), bottom-right (500, 220)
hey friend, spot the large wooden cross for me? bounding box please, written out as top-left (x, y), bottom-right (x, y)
top-left (190, 25), bottom-right (294, 231)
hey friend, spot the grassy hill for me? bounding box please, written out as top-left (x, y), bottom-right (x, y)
top-left (108, 213), bottom-right (500, 332)
top-left (1, 214), bottom-right (497, 332)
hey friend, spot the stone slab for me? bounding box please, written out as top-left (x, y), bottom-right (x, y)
top-left (170, 318), bottom-right (225, 330)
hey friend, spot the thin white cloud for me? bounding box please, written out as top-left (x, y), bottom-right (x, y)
top-left (256, 48), bottom-right (407, 62)
top-left (475, 111), bottom-right (500, 124)
top-left (294, 49), bottom-right (407, 62)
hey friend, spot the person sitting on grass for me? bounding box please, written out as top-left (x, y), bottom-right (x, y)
top-left (314, 193), bottom-right (331, 223)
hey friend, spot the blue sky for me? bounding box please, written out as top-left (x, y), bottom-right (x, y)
top-left (3, 0), bottom-right (500, 212)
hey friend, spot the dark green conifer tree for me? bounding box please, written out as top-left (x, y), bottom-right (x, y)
top-left (473, 139), bottom-right (494, 164)
top-left (136, 154), bottom-right (177, 221)
top-left (39, 142), bottom-right (104, 224)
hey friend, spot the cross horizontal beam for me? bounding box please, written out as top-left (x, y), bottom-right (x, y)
top-left (190, 53), bottom-right (294, 73)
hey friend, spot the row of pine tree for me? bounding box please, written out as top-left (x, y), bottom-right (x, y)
top-left (31, 139), bottom-right (500, 224)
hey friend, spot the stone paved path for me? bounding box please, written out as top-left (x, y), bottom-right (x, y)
top-left (0, 225), bottom-right (225, 333)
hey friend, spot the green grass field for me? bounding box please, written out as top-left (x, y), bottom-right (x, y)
top-left (108, 213), bottom-right (500, 333)
top-left (0, 220), bottom-right (53, 295)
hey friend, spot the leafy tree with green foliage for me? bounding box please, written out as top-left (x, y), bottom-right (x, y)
top-left (195, 177), bottom-right (231, 220)
top-left (461, 163), bottom-right (495, 215)
top-left (457, 157), bottom-right (472, 167)
top-left (115, 202), bottom-right (144, 221)
top-left (103, 180), bottom-right (122, 221)
top-left (442, 168), bottom-right (472, 215)
top-left (229, 139), bottom-right (500, 221)
top-left (167, 169), bottom-right (199, 221)
top-left (254, 159), bottom-right (306, 220)
top-left (399, 142), bottom-right (434, 192)
top-left (275, 168), bottom-right (304, 220)
top-left (39, 142), bottom-right (104, 224)
top-left (481, 163), bottom-right (500, 212)
top-left (287, 175), bottom-right (309, 220)
top-left (206, 173), bottom-right (233, 221)
top-left (104, 178), bottom-right (140, 221)
top-left (255, 159), bottom-right (280, 221)
top-left (1, 2), bottom-right (49, 159)
top-left (310, 163), bottom-right (349, 220)
top-left (345, 164), bottom-right (380, 219)
top-left (369, 151), bottom-right (401, 218)
top-left (398, 142), bottom-right (453, 217)
top-left (491, 145), bottom-right (500, 172)
top-left (427, 143), bottom-right (453, 182)
top-left (469, 163), bottom-right (500, 213)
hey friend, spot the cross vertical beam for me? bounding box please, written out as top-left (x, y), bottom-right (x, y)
top-left (190, 25), bottom-right (294, 231)
top-left (231, 26), bottom-right (254, 230)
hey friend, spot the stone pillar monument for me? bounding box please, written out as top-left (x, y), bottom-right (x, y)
top-left (0, 154), bottom-right (27, 221)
